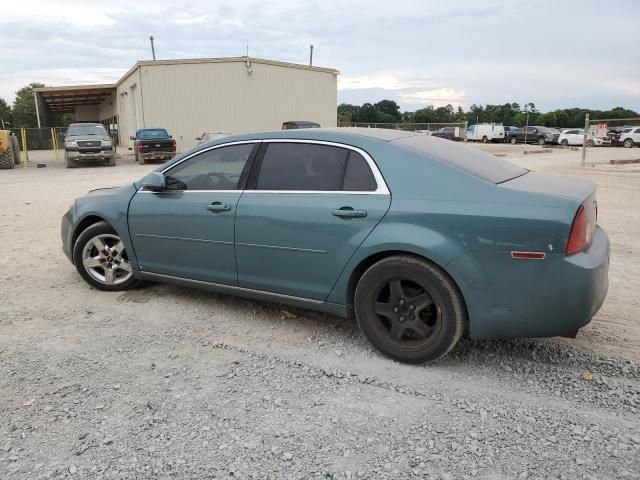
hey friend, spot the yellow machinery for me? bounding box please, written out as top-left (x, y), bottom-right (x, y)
top-left (0, 130), bottom-right (21, 169)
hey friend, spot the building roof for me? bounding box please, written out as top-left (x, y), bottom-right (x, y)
top-left (33, 84), bottom-right (116, 113)
top-left (33, 56), bottom-right (339, 112)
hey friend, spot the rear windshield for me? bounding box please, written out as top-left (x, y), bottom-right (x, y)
top-left (138, 129), bottom-right (169, 139)
top-left (394, 135), bottom-right (528, 184)
top-left (66, 124), bottom-right (107, 136)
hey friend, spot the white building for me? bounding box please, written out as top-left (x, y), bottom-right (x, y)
top-left (34, 57), bottom-right (339, 151)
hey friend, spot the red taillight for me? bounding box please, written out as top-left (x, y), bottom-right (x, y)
top-left (171, 140), bottom-right (176, 148)
top-left (566, 205), bottom-right (592, 255)
top-left (137, 143), bottom-right (145, 149)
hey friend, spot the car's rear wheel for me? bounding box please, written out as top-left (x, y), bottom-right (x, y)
top-left (73, 221), bottom-right (138, 291)
top-left (354, 255), bottom-right (466, 363)
top-left (624, 138), bottom-right (634, 148)
top-left (561, 139), bottom-right (569, 147)
top-left (586, 139), bottom-right (595, 147)
top-left (538, 137), bottom-right (545, 146)
top-left (510, 136), bottom-right (517, 144)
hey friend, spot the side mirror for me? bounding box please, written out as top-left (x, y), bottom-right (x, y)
top-left (196, 136), bottom-right (201, 141)
top-left (130, 136), bottom-right (135, 141)
top-left (169, 135), bottom-right (173, 138)
top-left (141, 172), bottom-right (167, 191)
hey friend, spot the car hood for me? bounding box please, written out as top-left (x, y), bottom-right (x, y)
top-left (85, 185), bottom-right (130, 196)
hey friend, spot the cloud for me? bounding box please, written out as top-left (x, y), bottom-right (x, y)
top-left (0, 0), bottom-right (638, 113)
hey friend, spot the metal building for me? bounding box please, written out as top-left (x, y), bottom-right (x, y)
top-left (33, 57), bottom-right (338, 151)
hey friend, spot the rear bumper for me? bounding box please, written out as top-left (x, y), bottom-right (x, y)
top-left (139, 151), bottom-right (175, 160)
top-left (447, 226), bottom-right (610, 339)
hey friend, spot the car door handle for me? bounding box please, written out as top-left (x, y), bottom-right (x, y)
top-left (206, 202), bottom-right (232, 213)
top-left (332, 207), bottom-right (367, 218)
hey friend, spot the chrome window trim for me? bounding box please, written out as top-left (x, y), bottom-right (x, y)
top-left (259, 139), bottom-right (390, 195)
top-left (138, 138), bottom-right (390, 195)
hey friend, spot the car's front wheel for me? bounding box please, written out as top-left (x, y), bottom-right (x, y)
top-left (538, 137), bottom-right (545, 146)
top-left (624, 138), bottom-right (634, 148)
top-left (73, 221), bottom-right (138, 291)
top-left (354, 255), bottom-right (466, 363)
top-left (510, 136), bottom-right (517, 144)
top-left (561, 139), bottom-right (569, 147)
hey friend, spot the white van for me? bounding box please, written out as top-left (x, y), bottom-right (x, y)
top-left (466, 124), bottom-right (505, 143)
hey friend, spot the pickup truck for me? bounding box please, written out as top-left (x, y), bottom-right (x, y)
top-left (64, 123), bottom-right (116, 168)
top-left (505, 126), bottom-right (560, 146)
top-left (130, 128), bottom-right (176, 164)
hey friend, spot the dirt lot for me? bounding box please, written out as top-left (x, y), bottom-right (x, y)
top-left (1, 144), bottom-right (639, 479)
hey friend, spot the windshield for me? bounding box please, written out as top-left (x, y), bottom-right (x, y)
top-left (66, 124), bottom-right (107, 136)
top-left (138, 129), bottom-right (169, 139)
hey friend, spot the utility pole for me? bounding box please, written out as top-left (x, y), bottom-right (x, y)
top-left (524, 111), bottom-right (530, 145)
top-left (149, 36), bottom-right (156, 60)
top-left (582, 113), bottom-right (589, 167)
top-left (309, 45), bottom-right (314, 66)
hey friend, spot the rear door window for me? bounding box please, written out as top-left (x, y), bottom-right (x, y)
top-left (342, 152), bottom-right (377, 191)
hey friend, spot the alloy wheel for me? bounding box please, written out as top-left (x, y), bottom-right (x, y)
top-left (370, 276), bottom-right (442, 348)
top-left (81, 233), bottom-right (133, 286)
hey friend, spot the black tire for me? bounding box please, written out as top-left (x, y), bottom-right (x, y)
top-left (354, 255), bottom-right (466, 364)
top-left (624, 138), bottom-right (634, 148)
top-left (107, 154), bottom-right (116, 166)
top-left (510, 136), bottom-right (517, 145)
top-left (10, 135), bottom-right (21, 164)
top-left (561, 139), bottom-right (569, 147)
top-left (0, 142), bottom-right (15, 169)
top-left (538, 137), bottom-right (545, 146)
top-left (65, 153), bottom-right (77, 168)
top-left (586, 139), bottom-right (595, 147)
top-left (482, 136), bottom-right (488, 143)
top-left (73, 221), bottom-right (139, 291)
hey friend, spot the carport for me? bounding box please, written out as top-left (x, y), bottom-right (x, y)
top-left (33, 84), bottom-right (118, 133)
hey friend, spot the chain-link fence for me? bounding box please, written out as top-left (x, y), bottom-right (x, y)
top-left (338, 122), bottom-right (468, 141)
top-left (582, 116), bottom-right (640, 166)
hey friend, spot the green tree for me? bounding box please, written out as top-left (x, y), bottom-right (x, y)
top-left (0, 97), bottom-right (12, 128)
top-left (12, 82), bottom-right (45, 128)
top-left (374, 100), bottom-right (402, 122)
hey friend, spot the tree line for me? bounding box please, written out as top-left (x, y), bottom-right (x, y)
top-left (0, 83), bottom-right (75, 129)
top-left (338, 100), bottom-right (639, 128)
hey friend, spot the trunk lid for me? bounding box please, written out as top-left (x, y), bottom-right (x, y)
top-left (500, 171), bottom-right (597, 252)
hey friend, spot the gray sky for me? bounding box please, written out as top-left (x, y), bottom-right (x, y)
top-left (1, 0), bottom-right (639, 112)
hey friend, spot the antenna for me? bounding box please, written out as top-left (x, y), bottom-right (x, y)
top-left (149, 35), bottom-right (156, 60)
top-left (309, 45), bottom-right (314, 66)
top-left (246, 41), bottom-right (249, 57)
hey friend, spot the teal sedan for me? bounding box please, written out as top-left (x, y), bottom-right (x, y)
top-left (61, 128), bottom-right (609, 363)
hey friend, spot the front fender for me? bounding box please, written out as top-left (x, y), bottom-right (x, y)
top-left (71, 185), bottom-right (139, 270)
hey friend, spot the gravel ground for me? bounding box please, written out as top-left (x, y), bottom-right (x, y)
top-left (1, 146), bottom-right (639, 479)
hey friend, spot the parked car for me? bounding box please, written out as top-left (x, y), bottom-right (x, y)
top-left (619, 127), bottom-right (640, 148)
top-left (606, 127), bottom-right (626, 146)
top-left (558, 129), bottom-right (610, 147)
top-left (506, 126), bottom-right (560, 145)
top-left (282, 121), bottom-right (320, 130)
top-left (196, 131), bottom-right (231, 145)
top-left (64, 123), bottom-right (115, 168)
top-left (432, 126), bottom-right (461, 141)
top-left (61, 128), bottom-right (609, 364)
top-left (466, 124), bottom-right (505, 143)
top-left (130, 128), bottom-right (176, 164)
top-left (503, 126), bottom-right (519, 140)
